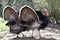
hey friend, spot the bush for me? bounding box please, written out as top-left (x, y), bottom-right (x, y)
top-left (0, 17), bottom-right (9, 31)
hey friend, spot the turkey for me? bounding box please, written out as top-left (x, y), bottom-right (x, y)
top-left (3, 6), bottom-right (28, 37)
top-left (19, 5), bottom-right (49, 38)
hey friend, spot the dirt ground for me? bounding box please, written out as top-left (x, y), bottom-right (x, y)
top-left (0, 24), bottom-right (60, 40)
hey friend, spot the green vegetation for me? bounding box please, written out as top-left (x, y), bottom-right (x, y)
top-left (0, 17), bottom-right (9, 31)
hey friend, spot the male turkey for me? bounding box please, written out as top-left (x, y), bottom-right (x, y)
top-left (19, 5), bottom-right (49, 38)
top-left (19, 5), bottom-right (46, 38)
top-left (3, 6), bottom-right (28, 37)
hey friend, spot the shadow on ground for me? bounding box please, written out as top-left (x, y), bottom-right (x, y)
top-left (11, 37), bottom-right (56, 40)
top-left (48, 24), bottom-right (60, 30)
